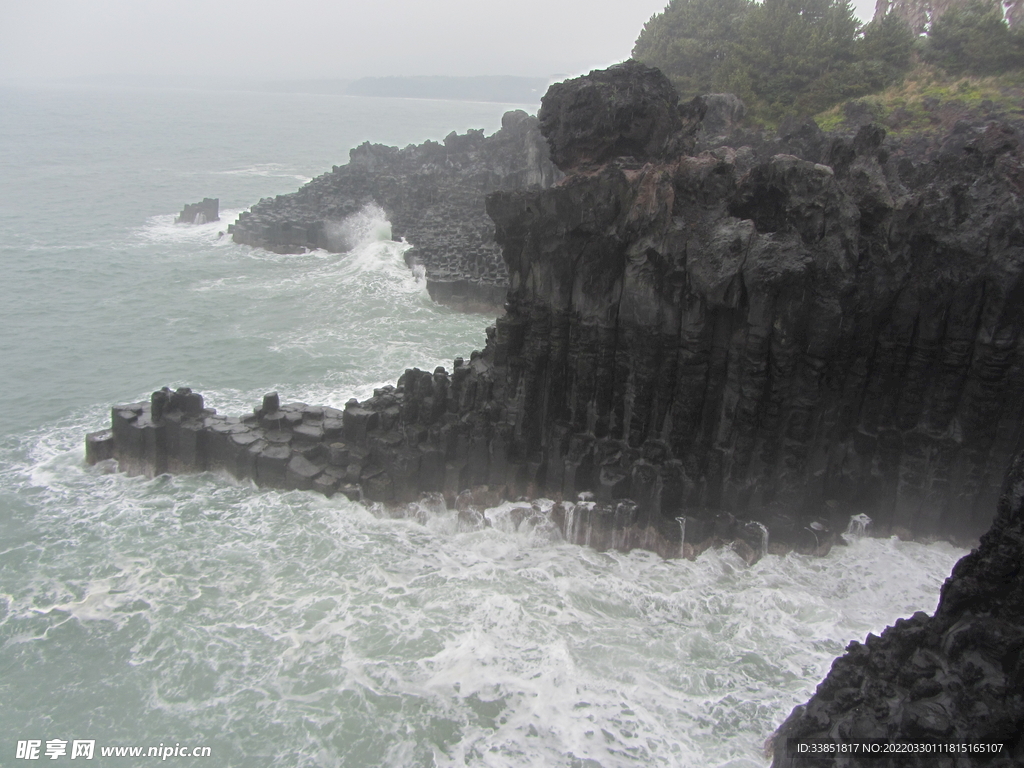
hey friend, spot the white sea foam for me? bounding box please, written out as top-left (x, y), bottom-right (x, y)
top-left (0, 415), bottom-right (967, 766)
top-left (843, 513), bottom-right (873, 541)
top-left (215, 163), bottom-right (311, 182)
top-left (341, 239), bottom-right (424, 292)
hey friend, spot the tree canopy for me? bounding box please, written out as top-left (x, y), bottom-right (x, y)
top-left (922, 0), bottom-right (1024, 74)
top-left (633, 0), bottom-right (1024, 123)
top-left (633, 0), bottom-right (916, 122)
top-left (717, 0), bottom-right (863, 121)
top-left (631, 0), bottom-right (751, 99)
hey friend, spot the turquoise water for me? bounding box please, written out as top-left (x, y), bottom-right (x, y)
top-left (0, 84), bottom-right (965, 767)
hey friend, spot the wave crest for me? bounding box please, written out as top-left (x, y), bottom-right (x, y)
top-left (324, 203), bottom-right (393, 253)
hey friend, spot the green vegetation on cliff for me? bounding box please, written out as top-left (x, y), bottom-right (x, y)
top-left (813, 63), bottom-right (1024, 133)
top-left (634, 0), bottom-right (1023, 124)
top-left (716, 0), bottom-right (913, 122)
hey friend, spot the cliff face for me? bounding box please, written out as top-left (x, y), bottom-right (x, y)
top-left (770, 450), bottom-right (1024, 766)
top-left (486, 61), bottom-right (1024, 544)
top-left (228, 110), bottom-right (561, 309)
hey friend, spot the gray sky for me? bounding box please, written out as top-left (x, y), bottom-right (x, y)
top-left (0, 0), bottom-right (879, 83)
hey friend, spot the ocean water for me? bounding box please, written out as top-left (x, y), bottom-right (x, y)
top-left (0, 84), bottom-right (967, 767)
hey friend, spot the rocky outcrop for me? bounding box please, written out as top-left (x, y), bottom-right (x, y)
top-left (538, 62), bottom-right (682, 169)
top-left (91, 61), bottom-right (1024, 554)
top-left (769, 449), bottom-right (1024, 766)
top-left (176, 198), bottom-right (219, 224)
top-left (228, 110), bottom-right (561, 311)
top-left (84, 380), bottom-right (759, 561)
top-left (696, 93), bottom-right (747, 139)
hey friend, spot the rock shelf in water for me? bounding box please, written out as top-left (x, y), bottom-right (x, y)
top-left (86, 381), bottom-right (801, 563)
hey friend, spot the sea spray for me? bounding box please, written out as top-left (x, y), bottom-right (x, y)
top-left (324, 202), bottom-right (394, 252)
top-left (564, 503), bottom-right (577, 545)
top-left (844, 513), bottom-right (873, 540)
top-left (752, 521), bottom-right (769, 559)
top-left (676, 516), bottom-right (687, 558)
top-left (0, 436), bottom-right (966, 767)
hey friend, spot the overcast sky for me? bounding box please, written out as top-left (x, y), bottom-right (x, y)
top-left (0, 0), bottom-right (879, 83)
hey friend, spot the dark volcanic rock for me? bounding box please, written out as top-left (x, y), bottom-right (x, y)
top-left (228, 111), bottom-right (562, 311)
top-left (538, 61), bottom-right (682, 170)
top-left (769, 450), bottom-right (1024, 766)
top-left (176, 198), bottom-right (219, 224)
top-left (697, 93), bottom-right (747, 138)
top-left (87, 63), bottom-right (1024, 768)
top-left (92, 64), bottom-right (1024, 554)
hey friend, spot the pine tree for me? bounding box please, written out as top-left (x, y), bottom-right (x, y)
top-left (632, 0), bottom-right (752, 100)
top-left (855, 10), bottom-right (916, 87)
top-left (717, 0), bottom-right (864, 121)
top-left (923, 0), bottom-right (1024, 73)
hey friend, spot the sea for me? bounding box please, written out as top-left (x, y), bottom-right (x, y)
top-left (0, 84), bottom-right (967, 767)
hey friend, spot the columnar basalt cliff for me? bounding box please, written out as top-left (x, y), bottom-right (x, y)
top-left (770, 450), bottom-right (1024, 766)
top-left (90, 61), bottom-right (1024, 555)
top-left (487, 62), bottom-right (1024, 545)
top-left (228, 111), bottom-right (561, 310)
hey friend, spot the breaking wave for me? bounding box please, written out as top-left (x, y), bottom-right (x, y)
top-left (323, 203), bottom-right (394, 252)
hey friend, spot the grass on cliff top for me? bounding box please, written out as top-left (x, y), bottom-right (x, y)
top-left (813, 64), bottom-right (1024, 135)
